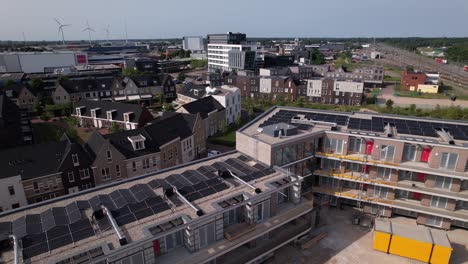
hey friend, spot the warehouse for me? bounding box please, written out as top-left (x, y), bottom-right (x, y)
top-left (0, 51), bottom-right (88, 73)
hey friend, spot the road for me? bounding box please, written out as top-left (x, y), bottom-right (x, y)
top-left (377, 84), bottom-right (468, 109)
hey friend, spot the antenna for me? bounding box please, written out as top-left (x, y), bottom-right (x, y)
top-left (54, 18), bottom-right (71, 45)
top-left (124, 19), bottom-right (128, 45)
top-left (82, 20), bottom-right (95, 45)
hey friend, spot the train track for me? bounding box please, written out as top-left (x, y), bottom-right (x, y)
top-left (375, 43), bottom-right (468, 86)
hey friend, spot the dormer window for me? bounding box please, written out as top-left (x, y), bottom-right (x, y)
top-left (107, 110), bottom-right (116, 120)
top-left (128, 135), bottom-right (146, 151)
top-left (91, 108), bottom-right (100, 118)
top-left (124, 112), bottom-right (133, 123)
top-left (76, 106), bottom-right (85, 116)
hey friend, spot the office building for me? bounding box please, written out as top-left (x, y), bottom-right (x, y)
top-left (207, 32), bottom-right (259, 73)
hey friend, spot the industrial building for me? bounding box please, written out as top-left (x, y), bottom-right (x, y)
top-left (237, 106), bottom-right (468, 230)
top-left (0, 52), bottom-right (88, 73)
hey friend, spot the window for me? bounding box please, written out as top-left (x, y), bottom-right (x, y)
top-left (427, 215), bottom-right (442, 227)
top-left (256, 200), bottom-right (270, 222)
top-left (132, 161), bottom-right (137, 172)
top-left (79, 169), bottom-right (91, 179)
top-left (152, 156), bottom-right (157, 167)
top-left (12, 203), bottom-right (20, 209)
top-left (374, 186), bottom-right (388, 198)
top-left (430, 196), bottom-right (448, 208)
top-left (325, 138), bottom-right (344, 154)
top-left (143, 158), bottom-right (150, 169)
top-left (164, 230), bottom-right (183, 252)
top-left (106, 150), bottom-right (112, 162)
top-left (8, 186), bottom-right (15, 195)
top-left (402, 144), bottom-right (417, 161)
top-left (101, 168), bottom-right (111, 180)
top-left (348, 137), bottom-right (362, 153)
top-left (435, 176), bottom-right (451, 189)
top-left (72, 154), bottom-right (79, 166)
top-left (199, 223), bottom-right (215, 248)
top-left (33, 182), bottom-right (39, 193)
top-left (68, 172), bottom-right (75, 183)
top-left (116, 165), bottom-right (121, 177)
top-left (106, 111), bottom-right (113, 120)
top-left (223, 207), bottom-right (243, 227)
top-left (440, 153), bottom-right (458, 170)
top-left (135, 141), bottom-right (144, 150)
top-left (377, 167), bottom-right (392, 181)
top-left (380, 145), bottom-right (395, 161)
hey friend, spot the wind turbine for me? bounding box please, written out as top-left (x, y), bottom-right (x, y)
top-left (103, 25), bottom-right (110, 42)
top-left (82, 20), bottom-right (95, 45)
top-left (54, 18), bottom-right (71, 45)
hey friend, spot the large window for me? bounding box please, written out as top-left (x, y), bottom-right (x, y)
top-left (164, 231), bottom-right (183, 252)
top-left (198, 223), bottom-right (215, 248)
top-left (223, 207), bottom-right (243, 227)
top-left (377, 167), bottom-right (392, 181)
top-left (348, 137), bottom-right (362, 153)
top-left (106, 150), bottom-right (112, 162)
top-left (440, 153), bottom-right (458, 170)
top-left (79, 169), bottom-right (91, 179)
top-left (68, 172), bottom-right (75, 183)
top-left (374, 186), bottom-right (388, 198)
top-left (435, 176), bottom-right (451, 189)
top-left (380, 145), bottom-right (395, 161)
top-left (325, 138), bottom-right (344, 154)
top-left (101, 168), bottom-right (111, 181)
top-left (72, 154), bottom-right (79, 166)
top-left (430, 196), bottom-right (448, 208)
top-left (143, 158), bottom-right (150, 169)
top-left (402, 144), bottom-right (417, 161)
top-left (256, 200), bottom-right (270, 222)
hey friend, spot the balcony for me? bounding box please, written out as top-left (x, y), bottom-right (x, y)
top-left (314, 170), bottom-right (468, 202)
top-left (155, 199), bottom-right (314, 264)
top-left (316, 150), bottom-right (466, 179)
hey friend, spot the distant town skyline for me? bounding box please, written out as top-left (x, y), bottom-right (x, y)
top-left (1, 0), bottom-right (467, 41)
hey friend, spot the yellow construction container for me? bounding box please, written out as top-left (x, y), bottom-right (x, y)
top-left (372, 220), bottom-right (392, 253)
top-left (373, 219), bottom-right (452, 264)
top-left (429, 230), bottom-right (452, 264)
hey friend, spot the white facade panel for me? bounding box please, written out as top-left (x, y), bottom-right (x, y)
top-left (0, 175), bottom-right (28, 212)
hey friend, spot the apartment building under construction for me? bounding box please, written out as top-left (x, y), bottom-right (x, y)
top-left (237, 106), bottom-right (468, 230)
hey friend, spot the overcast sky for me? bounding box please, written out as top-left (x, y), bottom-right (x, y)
top-left (1, 0), bottom-right (467, 41)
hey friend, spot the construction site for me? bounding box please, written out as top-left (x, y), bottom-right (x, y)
top-left (266, 205), bottom-right (468, 264)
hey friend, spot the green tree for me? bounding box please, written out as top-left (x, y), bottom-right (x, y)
top-left (177, 72), bottom-right (186, 81)
top-left (30, 78), bottom-right (44, 92)
top-left (385, 99), bottom-right (394, 111)
top-left (109, 122), bottom-right (123, 133)
top-left (162, 103), bottom-right (174, 112)
top-left (235, 116), bottom-right (242, 128)
top-left (296, 96), bottom-right (305, 108)
top-left (311, 49), bottom-right (325, 64)
top-left (122, 68), bottom-right (142, 77)
top-left (5, 80), bottom-right (16, 86)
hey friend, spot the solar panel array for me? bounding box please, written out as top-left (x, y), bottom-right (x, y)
top-left (259, 110), bottom-right (349, 130)
top-left (258, 109), bottom-right (468, 140)
top-left (0, 155), bottom-right (276, 260)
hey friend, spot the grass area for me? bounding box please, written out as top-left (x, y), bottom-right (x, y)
top-left (32, 122), bottom-right (65, 143)
top-left (208, 129), bottom-right (236, 147)
top-left (384, 75), bottom-right (401, 82)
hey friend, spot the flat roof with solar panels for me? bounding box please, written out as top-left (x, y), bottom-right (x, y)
top-left (239, 106), bottom-right (468, 146)
top-left (0, 152), bottom-right (285, 264)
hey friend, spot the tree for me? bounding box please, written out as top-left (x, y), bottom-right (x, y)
top-left (109, 122), bottom-right (123, 133)
top-left (177, 72), bottom-right (186, 81)
top-left (122, 68), bottom-right (142, 77)
top-left (310, 49), bottom-right (325, 64)
top-left (235, 116), bottom-right (242, 128)
top-left (30, 78), bottom-right (44, 92)
top-left (5, 80), bottom-right (16, 86)
top-left (296, 96), bottom-right (305, 108)
top-left (162, 103), bottom-right (174, 112)
top-left (385, 99), bottom-right (394, 111)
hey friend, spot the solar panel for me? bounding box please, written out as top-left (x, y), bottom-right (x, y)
top-left (12, 217), bottom-right (27, 239)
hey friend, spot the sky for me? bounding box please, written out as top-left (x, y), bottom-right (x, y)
top-left (1, 0), bottom-right (467, 41)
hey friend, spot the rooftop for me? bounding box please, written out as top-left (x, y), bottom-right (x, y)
top-left (0, 152), bottom-right (285, 263)
top-left (239, 106), bottom-right (468, 146)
